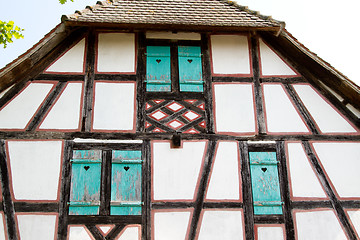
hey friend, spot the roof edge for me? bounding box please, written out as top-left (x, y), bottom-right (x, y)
top-left (281, 29), bottom-right (360, 94)
top-left (61, 0), bottom-right (285, 31)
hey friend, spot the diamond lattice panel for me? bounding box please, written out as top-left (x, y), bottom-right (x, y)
top-left (145, 99), bottom-right (206, 133)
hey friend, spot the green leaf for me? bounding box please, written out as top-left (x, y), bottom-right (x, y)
top-left (0, 20), bottom-right (24, 48)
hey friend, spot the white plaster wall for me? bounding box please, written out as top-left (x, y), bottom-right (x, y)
top-left (287, 143), bottom-right (326, 198)
top-left (211, 35), bottom-right (250, 74)
top-left (68, 226), bottom-right (93, 240)
top-left (97, 33), bottom-right (135, 73)
top-left (7, 141), bottom-right (62, 200)
top-left (46, 38), bottom-right (85, 73)
top-left (293, 84), bottom-right (356, 133)
top-left (93, 82), bottom-right (135, 131)
top-left (347, 210), bottom-right (360, 237)
top-left (39, 82), bottom-right (83, 130)
top-left (294, 210), bottom-right (346, 240)
top-left (263, 84), bottom-right (308, 133)
top-left (153, 141), bottom-right (206, 200)
top-left (116, 225), bottom-right (140, 240)
top-left (0, 83), bottom-right (54, 129)
top-left (214, 84), bottom-right (255, 133)
top-left (0, 213), bottom-right (6, 240)
top-left (97, 225), bottom-right (113, 235)
top-left (198, 210), bottom-right (244, 240)
top-left (259, 39), bottom-right (297, 76)
top-left (257, 226), bottom-right (284, 240)
top-left (206, 141), bottom-right (240, 200)
top-left (17, 214), bottom-right (57, 240)
top-left (146, 31), bottom-right (201, 40)
top-left (153, 211), bottom-right (191, 240)
top-left (313, 142), bottom-right (360, 198)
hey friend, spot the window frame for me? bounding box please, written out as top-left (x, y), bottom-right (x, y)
top-left (144, 39), bottom-right (205, 97)
top-left (67, 143), bottom-right (144, 217)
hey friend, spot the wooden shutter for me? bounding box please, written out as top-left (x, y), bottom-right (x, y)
top-left (146, 46), bottom-right (171, 92)
top-left (69, 150), bottom-right (102, 215)
top-left (111, 150), bottom-right (142, 215)
top-left (178, 46), bottom-right (203, 92)
top-left (249, 152), bottom-right (283, 215)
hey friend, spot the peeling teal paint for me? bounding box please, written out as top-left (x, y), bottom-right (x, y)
top-left (249, 152), bottom-right (283, 215)
top-left (178, 46), bottom-right (203, 92)
top-left (111, 150), bottom-right (142, 215)
top-left (69, 150), bottom-right (102, 215)
top-left (146, 46), bottom-right (171, 92)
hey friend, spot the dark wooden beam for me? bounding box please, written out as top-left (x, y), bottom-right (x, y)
top-left (67, 215), bottom-right (142, 224)
top-left (250, 34), bottom-right (266, 135)
top-left (260, 77), bottom-right (306, 83)
top-left (1, 131), bottom-right (360, 141)
top-left (201, 33), bottom-right (215, 134)
top-left (142, 140), bottom-right (151, 240)
top-left (0, 27), bottom-right (87, 92)
top-left (0, 81), bottom-right (29, 109)
top-left (26, 82), bottom-right (67, 131)
top-left (63, 21), bottom-right (281, 34)
top-left (277, 141), bottom-right (295, 240)
top-left (239, 141), bottom-right (255, 240)
top-left (136, 32), bottom-right (146, 132)
top-left (0, 140), bottom-right (18, 240)
top-left (302, 141), bottom-right (357, 240)
top-left (34, 74), bottom-right (85, 81)
top-left (260, 31), bottom-right (360, 109)
top-left (188, 140), bottom-right (217, 240)
top-left (283, 83), bottom-right (320, 134)
top-left (57, 140), bottom-right (73, 240)
top-left (13, 202), bottom-right (59, 212)
top-left (81, 30), bottom-right (96, 132)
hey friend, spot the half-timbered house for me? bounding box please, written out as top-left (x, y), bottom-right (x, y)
top-left (0, 0), bottom-right (359, 239)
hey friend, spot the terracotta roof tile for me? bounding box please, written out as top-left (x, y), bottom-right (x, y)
top-left (63, 0), bottom-right (283, 29)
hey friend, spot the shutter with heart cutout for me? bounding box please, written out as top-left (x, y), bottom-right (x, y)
top-left (111, 150), bottom-right (143, 215)
top-left (249, 151), bottom-right (283, 215)
top-left (178, 46), bottom-right (204, 92)
top-left (146, 46), bottom-right (171, 92)
top-left (69, 150), bottom-right (102, 215)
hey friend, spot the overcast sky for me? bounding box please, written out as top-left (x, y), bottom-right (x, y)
top-left (1, 0), bottom-right (359, 86)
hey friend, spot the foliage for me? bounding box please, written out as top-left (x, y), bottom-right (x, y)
top-left (0, 20), bottom-right (24, 48)
top-left (59, 0), bottom-right (74, 4)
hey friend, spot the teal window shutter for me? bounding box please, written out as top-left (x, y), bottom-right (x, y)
top-left (146, 46), bottom-right (171, 92)
top-left (249, 152), bottom-right (283, 215)
top-left (111, 150), bottom-right (142, 215)
top-left (178, 46), bottom-right (203, 92)
top-left (69, 150), bottom-right (102, 215)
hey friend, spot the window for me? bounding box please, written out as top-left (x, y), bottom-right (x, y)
top-left (146, 45), bottom-right (204, 92)
top-left (249, 151), bottom-right (283, 215)
top-left (69, 149), bottom-right (142, 215)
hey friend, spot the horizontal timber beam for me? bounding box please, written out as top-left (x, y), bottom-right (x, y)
top-left (0, 132), bottom-right (359, 141)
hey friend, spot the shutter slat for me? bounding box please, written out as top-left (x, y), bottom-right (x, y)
top-left (146, 46), bottom-right (171, 92)
top-left (249, 152), bottom-right (283, 215)
top-left (111, 150), bottom-right (142, 215)
top-left (178, 46), bottom-right (203, 92)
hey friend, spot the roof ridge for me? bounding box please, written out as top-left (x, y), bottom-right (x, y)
top-left (217, 0), bottom-right (284, 26)
top-left (61, 0), bottom-right (284, 31)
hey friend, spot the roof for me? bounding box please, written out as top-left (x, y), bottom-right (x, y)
top-left (62, 0), bottom-right (284, 31)
top-left (0, 0), bottom-right (359, 110)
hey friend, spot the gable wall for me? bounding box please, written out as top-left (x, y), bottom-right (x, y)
top-left (0, 29), bottom-right (359, 240)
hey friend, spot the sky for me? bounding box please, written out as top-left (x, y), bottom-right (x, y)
top-left (0, 0), bottom-right (359, 86)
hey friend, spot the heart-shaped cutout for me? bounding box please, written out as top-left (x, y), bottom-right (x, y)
top-left (84, 166), bottom-right (90, 171)
top-left (156, 59), bottom-right (161, 63)
top-left (187, 59), bottom-right (193, 63)
top-left (124, 166), bottom-right (130, 171)
top-left (261, 167), bottom-right (267, 173)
